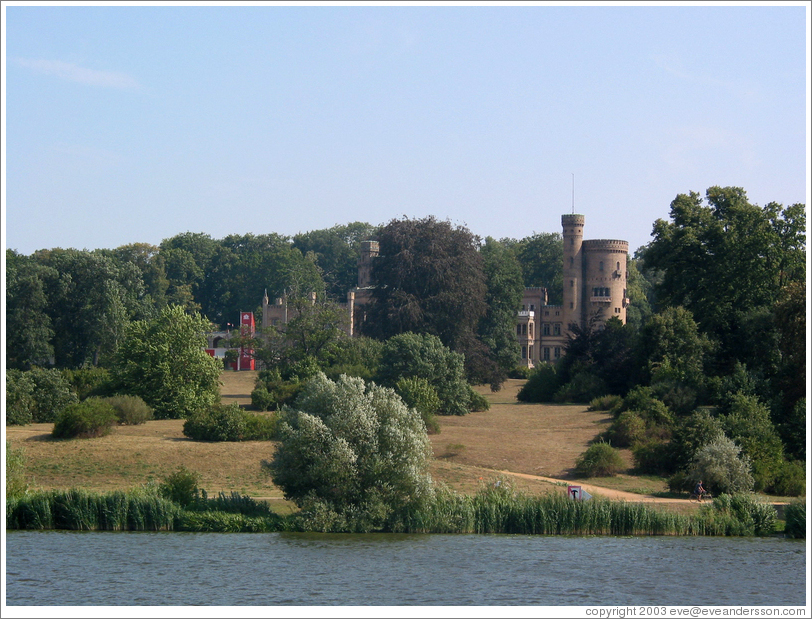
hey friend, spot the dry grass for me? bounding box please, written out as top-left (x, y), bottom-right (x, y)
top-left (5, 371), bottom-right (670, 508)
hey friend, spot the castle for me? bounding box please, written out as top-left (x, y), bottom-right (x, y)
top-left (260, 213), bottom-right (629, 368)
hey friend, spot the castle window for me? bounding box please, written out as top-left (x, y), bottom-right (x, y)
top-left (522, 346), bottom-right (527, 359)
top-left (543, 347), bottom-right (550, 361)
top-left (517, 324), bottom-right (522, 336)
top-left (599, 261), bottom-right (604, 271)
top-left (530, 304), bottom-right (535, 311)
top-left (543, 324), bottom-right (550, 336)
top-left (569, 257), bottom-right (574, 266)
top-left (553, 324), bottom-right (561, 336)
top-left (570, 302), bottom-right (574, 309)
top-left (554, 347), bottom-right (561, 359)
top-left (522, 323), bottom-right (527, 335)
top-left (570, 280), bottom-right (574, 287)
top-left (617, 261), bottom-right (621, 270)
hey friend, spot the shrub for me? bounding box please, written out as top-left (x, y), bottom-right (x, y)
top-left (104, 395), bottom-right (153, 425)
top-left (770, 461), bottom-right (805, 497)
top-left (689, 435), bottom-right (754, 494)
top-left (588, 394), bottom-right (623, 412)
top-left (509, 366), bottom-right (531, 380)
top-left (52, 398), bottom-right (118, 439)
top-left (183, 403), bottom-right (277, 441)
top-left (554, 372), bottom-right (607, 404)
top-left (784, 500), bottom-right (805, 539)
top-left (467, 387), bottom-right (490, 412)
top-left (395, 376), bottom-right (441, 434)
top-left (376, 332), bottom-right (471, 415)
top-left (605, 411), bottom-right (646, 447)
top-left (29, 367), bottom-right (78, 423)
top-left (575, 442), bottom-right (625, 477)
top-left (251, 370), bottom-right (304, 411)
top-left (6, 369), bottom-right (35, 426)
top-left (159, 466), bottom-right (202, 507)
top-left (266, 373), bottom-right (434, 531)
top-left (632, 439), bottom-right (673, 474)
top-left (61, 367), bottom-right (114, 400)
top-left (517, 363), bottom-right (561, 403)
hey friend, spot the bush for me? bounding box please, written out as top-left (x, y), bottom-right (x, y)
top-left (605, 411), bottom-right (646, 447)
top-left (183, 403), bottom-right (277, 441)
top-left (467, 387), bottom-right (490, 412)
top-left (508, 366), bottom-right (531, 380)
top-left (784, 500), bottom-right (805, 539)
top-left (61, 367), bottom-right (114, 400)
top-left (103, 395), bottom-right (153, 425)
top-left (575, 442), bottom-right (625, 477)
top-left (52, 398), bottom-right (118, 439)
top-left (266, 373), bottom-right (434, 531)
top-left (376, 332), bottom-right (471, 415)
top-left (251, 370), bottom-right (304, 411)
top-left (588, 394), bottom-right (623, 412)
top-left (554, 372), bottom-right (607, 404)
top-left (29, 368), bottom-right (78, 423)
top-left (6, 369), bottom-right (35, 426)
top-left (159, 466), bottom-right (202, 507)
top-left (770, 461), bottom-right (805, 497)
top-left (395, 376), bottom-right (441, 434)
top-left (516, 363), bottom-right (561, 403)
top-left (689, 435), bottom-right (754, 494)
top-left (632, 440), bottom-right (673, 474)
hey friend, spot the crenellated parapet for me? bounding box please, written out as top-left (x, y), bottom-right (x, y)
top-left (583, 239), bottom-right (629, 253)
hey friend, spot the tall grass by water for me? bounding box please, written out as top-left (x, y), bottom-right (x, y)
top-left (7, 482), bottom-right (779, 537)
top-left (397, 484), bottom-right (713, 536)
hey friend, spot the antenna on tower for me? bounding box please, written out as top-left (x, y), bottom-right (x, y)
top-left (571, 173), bottom-right (575, 214)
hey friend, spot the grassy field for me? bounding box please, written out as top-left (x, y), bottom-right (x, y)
top-left (3, 371), bottom-right (684, 511)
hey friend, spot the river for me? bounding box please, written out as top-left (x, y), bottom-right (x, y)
top-left (4, 531), bottom-right (806, 606)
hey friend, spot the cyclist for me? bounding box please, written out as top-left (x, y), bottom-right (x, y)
top-left (693, 480), bottom-right (707, 502)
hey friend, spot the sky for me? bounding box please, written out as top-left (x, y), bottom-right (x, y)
top-left (2, 2), bottom-right (809, 257)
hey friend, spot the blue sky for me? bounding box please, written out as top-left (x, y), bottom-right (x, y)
top-left (3, 3), bottom-right (809, 256)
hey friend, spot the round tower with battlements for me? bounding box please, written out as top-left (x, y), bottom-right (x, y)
top-left (583, 238), bottom-right (629, 326)
top-left (561, 213), bottom-right (585, 332)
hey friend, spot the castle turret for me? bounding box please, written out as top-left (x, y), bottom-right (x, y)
top-left (583, 239), bottom-right (629, 326)
top-left (358, 241), bottom-right (379, 288)
top-left (561, 214), bottom-right (585, 334)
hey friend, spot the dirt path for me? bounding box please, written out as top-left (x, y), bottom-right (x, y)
top-left (494, 469), bottom-right (690, 504)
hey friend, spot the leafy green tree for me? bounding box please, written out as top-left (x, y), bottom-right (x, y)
top-left (28, 367), bottom-right (79, 423)
top-left (5, 250), bottom-right (56, 369)
top-left (361, 217), bottom-right (488, 364)
top-left (6, 370), bottom-right (36, 426)
top-left (112, 305), bottom-right (221, 419)
top-left (505, 232), bottom-right (564, 305)
top-left (376, 332), bottom-right (471, 415)
top-left (476, 238), bottom-right (523, 388)
top-left (266, 373), bottom-right (434, 531)
top-left (643, 187), bottom-right (805, 373)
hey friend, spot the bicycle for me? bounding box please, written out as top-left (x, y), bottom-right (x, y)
top-left (689, 491), bottom-right (712, 503)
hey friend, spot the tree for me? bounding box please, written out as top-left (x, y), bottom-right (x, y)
top-left (361, 216), bottom-right (488, 361)
top-left (643, 187), bottom-right (805, 373)
top-left (5, 250), bottom-right (56, 369)
top-left (376, 332), bottom-right (471, 415)
top-left (112, 305), bottom-right (221, 419)
top-left (266, 373), bottom-right (434, 531)
top-left (505, 232), bottom-right (564, 305)
top-left (689, 435), bottom-right (754, 495)
top-left (476, 238), bottom-right (524, 388)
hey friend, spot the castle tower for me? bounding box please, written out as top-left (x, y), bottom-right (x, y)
top-left (358, 241), bottom-right (379, 288)
top-left (583, 239), bottom-right (629, 326)
top-left (561, 214), bottom-right (585, 333)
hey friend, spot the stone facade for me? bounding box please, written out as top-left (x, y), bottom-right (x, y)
top-left (261, 213), bottom-right (628, 367)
